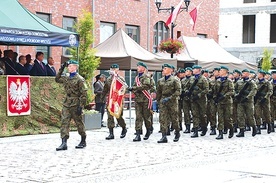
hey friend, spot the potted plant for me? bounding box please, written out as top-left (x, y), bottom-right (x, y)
top-left (159, 38), bottom-right (184, 54)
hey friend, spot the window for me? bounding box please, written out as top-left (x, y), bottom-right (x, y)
top-left (153, 21), bottom-right (169, 53)
top-left (125, 25), bottom-right (140, 44)
top-left (243, 15), bottom-right (255, 44)
top-left (243, 0), bottom-right (256, 3)
top-left (270, 14), bottom-right (276, 43)
top-left (100, 22), bottom-right (116, 43)
top-left (36, 13), bottom-right (51, 61)
top-left (62, 16), bottom-right (76, 56)
top-left (271, 0), bottom-right (276, 2)
top-left (197, 34), bottom-right (207, 38)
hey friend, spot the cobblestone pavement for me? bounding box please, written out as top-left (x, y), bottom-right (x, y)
top-left (1, 110), bottom-right (276, 183)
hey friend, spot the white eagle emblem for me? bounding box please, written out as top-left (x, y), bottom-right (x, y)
top-left (9, 79), bottom-right (29, 110)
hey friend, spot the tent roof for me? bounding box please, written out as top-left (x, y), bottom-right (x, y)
top-left (95, 29), bottom-right (176, 70)
top-left (0, 0), bottom-right (79, 47)
top-left (179, 36), bottom-right (257, 71)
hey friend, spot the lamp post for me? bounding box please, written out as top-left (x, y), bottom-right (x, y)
top-left (155, 0), bottom-right (191, 58)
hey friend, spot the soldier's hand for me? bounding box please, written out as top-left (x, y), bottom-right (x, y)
top-left (76, 106), bottom-right (83, 116)
top-left (162, 97), bottom-right (171, 104)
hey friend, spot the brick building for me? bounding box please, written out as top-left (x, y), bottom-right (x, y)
top-left (2, 0), bottom-right (219, 70)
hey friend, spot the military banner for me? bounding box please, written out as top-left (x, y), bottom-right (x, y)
top-left (7, 75), bottom-right (31, 116)
top-left (107, 75), bottom-right (126, 118)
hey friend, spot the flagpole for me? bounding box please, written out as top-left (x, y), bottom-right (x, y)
top-left (170, 6), bottom-right (174, 59)
top-left (129, 69), bottom-right (132, 127)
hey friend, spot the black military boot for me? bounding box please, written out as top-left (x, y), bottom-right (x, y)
top-left (228, 128), bottom-right (234, 138)
top-left (256, 125), bottom-right (261, 134)
top-left (234, 123), bottom-right (238, 133)
top-left (150, 125), bottom-right (154, 134)
top-left (106, 128), bottom-right (114, 140)
top-left (200, 127), bottom-right (207, 136)
top-left (267, 123), bottom-right (271, 134)
top-left (133, 130), bottom-right (141, 142)
top-left (245, 124), bottom-right (251, 131)
top-left (56, 137), bottom-right (67, 151)
top-left (158, 133), bottom-right (168, 143)
top-left (75, 135), bottom-right (86, 149)
top-left (198, 126), bottom-right (202, 132)
top-left (216, 130), bottom-right (223, 140)
top-left (166, 126), bottom-right (171, 136)
top-left (260, 122), bottom-right (267, 129)
top-left (223, 128), bottom-right (227, 134)
top-left (134, 130), bottom-right (143, 135)
top-left (252, 126), bottom-right (257, 137)
top-left (183, 124), bottom-right (190, 133)
top-left (210, 127), bottom-right (216, 135)
top-left (120, 127), bottom-right (127, 138)
top-left (143, 129), bottom-right (151, 140)
top-left (179, 123), bottom-right (183, 131)
top-left (236, 129), bottom-right (245, 137)
top-left (191, 128), bottom-right (198, 138)
top-left (271, 122), bottom-right (275, 132)
top-left (170, 124), bottom-right (174, 132)
top-left (173, 131), bottom-right (180, 142)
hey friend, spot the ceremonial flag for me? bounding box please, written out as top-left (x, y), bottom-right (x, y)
top-left (107, 75), bottom-right (126, 118)
top-left (189, 3), bottom-right (202, 31)
top-left (165, 0), bottom-right (183, 27)
top-left (7, 75), bottom-right (31, 116)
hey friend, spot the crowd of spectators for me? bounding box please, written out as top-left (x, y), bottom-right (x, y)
top-left (0, 49), bottom-right (56, 76)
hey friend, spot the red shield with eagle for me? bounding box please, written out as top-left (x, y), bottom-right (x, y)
top-left (7, 76), bottom-right (31, 116)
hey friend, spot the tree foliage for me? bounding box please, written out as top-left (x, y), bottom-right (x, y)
top-left (261, 48), bottom-right (273, 72)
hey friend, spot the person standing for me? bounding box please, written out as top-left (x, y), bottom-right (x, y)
top-left (232, 69), bottom-right (242, 132)
top-left (101, 64), bottom-right (127, 140)
top-left (129, 62), bottom-right (152, 141)
top-left (94, 74), bottom-right (106, 127)
top-left (271, 71), bottom-right (276, 131)
top-left (254, 70), bottom-right (273, 134)
top-left (4, 50), bottom-right (18, 75)
top-left (185, 65), bottom-right (209, 138)
top-left (15, 55), bottom-right (29, 75)
top-left (55, 60), bottom-right (88, 151)
top-left (234, 69), bottom-right (257, 137)
top-left (175, 68), bottom-right (186, 131)
top-left (30, 52), bottom-right (47, 76)
top-left (156, 63), bottom-right (181, 143)
top-left (46, 57), bottom-right (56, 76)
top-left (213, 66), bottom-right (234, 139)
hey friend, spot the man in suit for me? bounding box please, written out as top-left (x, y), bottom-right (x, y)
top-left (30, 52), bottom-right (47, 76)
top-left (94, 74), bottom-right (106, 127)
top-left (15, 55), bottom-right (29, 75)
top-left (46, 57), bottom-right (56, 76)
top-left (4, 50), bottom-right (18, 75)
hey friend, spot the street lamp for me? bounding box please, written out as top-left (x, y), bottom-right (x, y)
top-left (155, 0), bottom-right (191, 58)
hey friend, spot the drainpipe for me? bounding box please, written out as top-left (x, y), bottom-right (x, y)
top-left (147, 0), bottom-right (150, 51)
top-left (92, 0), bottom-right (95, 47)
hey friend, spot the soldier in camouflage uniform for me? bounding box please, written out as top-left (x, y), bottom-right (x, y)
top-left (156, 63), bottom-right (181, 143)
top-left (55, 60), bottom-right (88, 151)
top-left (213, 66), bottom-right (234, 139)
top-left (232, 69), bottom-right (242, 132)
top-left (101, 64), bottom-right (127, 140)
top-left (129, 62), bottom-right (153, 141)
top-left (271, 71), bottom-right (276, 131)
top-left (234, 69), bottom-right (257, 137)
top-left (184, 65), bottom-right (209, 138)
top-left (207, 68), bottom-right (220, 135)
top-left (175, 68), bottom-right (186, 131)
top-left (254, 70), bottom-right (273, 134)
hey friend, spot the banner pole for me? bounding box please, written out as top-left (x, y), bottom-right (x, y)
top-left (129, 69), bottom-right (132, 127)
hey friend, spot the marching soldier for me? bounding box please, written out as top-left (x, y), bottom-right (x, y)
top-left (213, 66), bottom-right (234, 139)
top-left (184, 65), bottom-right (209, 138)
top-left (129, 62), bottom-right (153, 141)
top-left (254, 70), bottom-right (273, 134)
top-left (271, 71), bottom-right (276, 131)
top-left (232, 69), bottom-right (242, 132)
top-left (101, 64), bottom-right (127, 140)
top-left (175, 68), bottom-right (186, 131)
top-left (234, 69), bottom-right (257, 137)
top-left (181, 67), bottom-right (193, 133)
top-left (156, 63), bottom-right (181, 143)
top-left (55, 60), bottom-right (88, 151)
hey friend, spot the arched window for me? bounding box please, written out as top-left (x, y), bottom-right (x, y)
top-left (153, 21), bottom-right (169, 53)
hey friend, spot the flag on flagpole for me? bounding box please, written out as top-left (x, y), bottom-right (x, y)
top-left (165, 0), bottom-right (183, 27)
top-left (189, 3), bottom-right (202, 31)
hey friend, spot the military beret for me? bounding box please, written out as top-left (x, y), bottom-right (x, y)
top-left (250, 70), bottom-right (256, 74)
top-left (178, 68), bottom-right (186, 73)
top-left (220, 66), bottom-right (229, 71)
top-left (265, 71), bottom-right (271, 75)
top-left (204, 69), bottom-right (209, 73)
top-left (162, 63), bottom-right (174, 69)
top-left (192, 65), bottom-right (202, 69)
top-left (67, 60), bottom-right (79, 65)
top-left (229, 72), bottom-right (233, 75)
top-left (271, 71), bottom-right (276, 74)
top-left (185, 67), bottom-right (193, 71)
top-left (110, 64), bottom-right (119, 69)
top-left (258, 69), bottom-right (266, 75)
top-left (137, 61), bottom-right (148, 69)
top-left (213, 67), bottom-right (220, 71)
top-left (233, 69), bottom-right (242, 75)
top-left (242, 69), bottom-right (250, 73)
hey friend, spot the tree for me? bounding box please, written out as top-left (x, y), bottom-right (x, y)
top-left (261, 48), bottom-right (273, 72)
top-left (70, 10), bottom-right (101, 104)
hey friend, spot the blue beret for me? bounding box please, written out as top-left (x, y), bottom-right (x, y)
top-left (192, 65), bottom-right (202, 69)
top-left (67, 60), bottom-right (79, 65)
top-left (162, 63), bottom-right (174, 69)
top-left (137, 62), bottom-right (148, 69)
top-left (242, 69), bottom-right (250, 73)
top-left (233, 69), bottom-right (241, 75)
top-left (185, 67), bottom-right (192, 71)
top-left (220, 66), bottom-right (229, 71)
top-left (110, 64), bottom-right (119, 69)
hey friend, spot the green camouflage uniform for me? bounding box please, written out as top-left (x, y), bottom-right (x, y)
top-left (271, 80), bottom-right (276, 123)
top-left (235, 78), bottom-right (257, 129)
top-left (55, 69), bottom-right (88, 139)
top-left (254, 79), bottom-right (272, 126)
top-left (214, 77), bottom-right (234, 131)
top-left (132, 73), bottom-right (152, 131)
top-left (232, 78), bottom-right (241, 127)
top-left (102, 75), bottom-right (126, 129)
top-left (181, 76), bottom-right (192, 125)
top-left (206, 77), bottom-right (217, 129)
top-left (156, 75), bottom-right (181, 134)
top-left (186, 74), bottom-right (209, 129)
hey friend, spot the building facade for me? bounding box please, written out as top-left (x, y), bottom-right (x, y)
top-left (2, 0), bottom-right (219, 70)
top-left (219, 0), bottom-right (276, 67)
